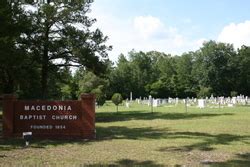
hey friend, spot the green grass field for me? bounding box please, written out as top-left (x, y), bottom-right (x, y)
top-left (0, 102), bottom-right (250, 166)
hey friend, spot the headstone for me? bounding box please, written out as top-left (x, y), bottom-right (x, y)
top-left (125, 102), bottom-right (130, 108)
top-left (198, 99), bottom-right (206, 108)
top-left (232, 97), bottom-right (237, 104)
top-left (218, 97), bottom-right (225, 105)
top-left (175, 98), bottom-right (179, 105)
top-left (153, 99), bottom-right (160, 107)
top-left (162, 99), bottom-right (167, 105)
top-left (148, 95), bottom-right (152, 106)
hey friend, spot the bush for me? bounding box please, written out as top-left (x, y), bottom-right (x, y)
top-left (197, 87), bottom-right (212, 98)
top-left (92, 87), bottom-right (106, 106)
top-left (111, 93), bottom-right (123, 112)
top-left (230, 91), bottom-right (238, 97)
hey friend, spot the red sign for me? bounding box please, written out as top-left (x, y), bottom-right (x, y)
top-left (3, 94), bottom-right (96, 139)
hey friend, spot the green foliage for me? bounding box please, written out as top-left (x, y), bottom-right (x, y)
top-left (108, 41), bottom-right (250, 98)
top-left (197, 87), bottom-right (212, 98)
top-left (176, 52), bottom-right (196, 97)
top-left (111, 93), bottom-right (123, 105)
top-left (0, 1), bottom-right (111, 99)
top-left (91, 88), bottom-right (106, 106)
top-left (60, 85), bottom-right (71, 100)
top-left (21, 1), bottom-right (110, 98)
top-left (192, 41), bottom-right (237, 96)
top-left (0, 1), bottom-right (34, 95)
top-left (109, 54), bottom-right (138, 99)
top-left (76, 70), bottom-right (109, 106)
top-left (230, 91), bottom-right (238, 97)
top-left (111, 93), bottom-right (123, 112)
top-left (1, 0), bottom-right (250, 100)
top-left (236, 46), bottom-right (250, 95)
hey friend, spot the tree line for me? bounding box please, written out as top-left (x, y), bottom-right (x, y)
top-left (1, 1), bottom-right (250, 104)
top-left (109, 42), bottom-right (250, 100)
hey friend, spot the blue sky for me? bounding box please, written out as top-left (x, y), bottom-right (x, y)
top-left (89, 0), bottom-right (250, 62)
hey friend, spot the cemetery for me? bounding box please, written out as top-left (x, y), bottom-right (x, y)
top-left (130, 94), bottom-right (250, 109)
top-left (1, 95), bottom-right (250, 166)
top-left (1, 0), bottom-right (250, 166)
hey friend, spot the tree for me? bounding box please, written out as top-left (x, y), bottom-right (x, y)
top-left (109, 54), bottom-right (134, 99)
top-left (192, 41), bottom-right (237, 96)
top-left (111, 93), bottom-right (123, 112)
top-left (57, 67), bottom-right (75, 100)
top-left (236, 46), bottom-right (250, 96)
top-left (76, 70), bottom-right (109, 106)
top-left (197, 86), bottom-right (212, 98)
top-left (147, 52), bottom-right (177, 98)
top-left (24, 1), bottom-right (111, 98)
top-left (129, 51), bottom-right (155, 97)
top-left (109, 51), bottom-right (160, 99)
top-left (175, 52), bottom-right (196, 97)
top-left (0, 1), bottom-right (41, 97)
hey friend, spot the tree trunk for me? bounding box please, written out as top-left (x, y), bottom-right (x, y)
top-left (116, 105), bottom-right (118, 113)
top-left (4, 70), bottom-right (14, 94)
top-left (41, 55), bottom-right (48, 99)
top-left (41, 24), bottom-right (50, 99)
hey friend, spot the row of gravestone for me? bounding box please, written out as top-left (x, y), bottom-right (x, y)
top-left (124, 95), bottom-right (249, 108)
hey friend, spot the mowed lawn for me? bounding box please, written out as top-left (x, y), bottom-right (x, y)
top-left (0, 102), bottom-right (250, 166)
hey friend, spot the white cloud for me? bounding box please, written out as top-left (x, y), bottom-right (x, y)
top-left (129, 16), bottom-right (204, 56)
top-left (89, 6), bottom-right (205, 62)
top-left (218, 20), bottom-right (250, 48)
top-left (134, 16), bottom-right (164, 39)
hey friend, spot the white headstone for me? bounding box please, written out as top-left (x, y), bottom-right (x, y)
top-left (175, 98), bottom-right (179, 105)
top-left (148, 95), bottom-right (152, 106)
top-left (162, 99), bottom-right (167, 105)
top-left (153, 99), bottom-right (160, 107)
top-left (232, 97), bottom-right (237, 104)
top-left (125, 102), bottom-right (130, 108)
top-left (198, 99), bottom-right (206, 108)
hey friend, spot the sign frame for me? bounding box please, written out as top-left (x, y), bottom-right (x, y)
top-left (3, 94), bottom-right (96, 139)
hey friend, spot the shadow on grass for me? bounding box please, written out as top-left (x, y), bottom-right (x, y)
top-left (0, 110), bottom-right (244, 154)
top-left (85, 159), bottom-right (164, 167)
top-left (1, 118), bottom-right (247, 152)
top-left (96, 126), bottom-right (169, 140)
top-left (202, 152), bottom-right (250, 167)
top-left (158, 132), bottom-right (250, 152)
top-left (0, 138), bottom-right (24, 151)
top-left (0, 138), bottom-right (92, 151)
top-left (96, 111), bottom-right (234, 123)
top-left (97, 126), bottom-right (250, 152)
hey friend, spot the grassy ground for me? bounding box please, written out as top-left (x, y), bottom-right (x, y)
top-left (0, 102), bottom-right (250, 166)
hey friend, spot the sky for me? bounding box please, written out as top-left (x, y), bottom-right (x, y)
top-left (88, 0), bottom-right (250, 62)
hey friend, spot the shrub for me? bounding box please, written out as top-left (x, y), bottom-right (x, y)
top-left (111, 93), bottom-right (123, 112)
